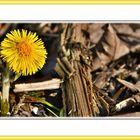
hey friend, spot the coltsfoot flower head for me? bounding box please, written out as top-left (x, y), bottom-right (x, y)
top-left (0, 29), bottom-right (47, 76)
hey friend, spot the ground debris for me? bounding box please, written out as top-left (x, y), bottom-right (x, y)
top-left (1, 23), bottom-right (140, 117)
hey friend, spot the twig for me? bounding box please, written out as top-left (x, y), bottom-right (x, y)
top-left (112, 86), bottom-right (126, 101)
top-left (14, 79), bottom-right (62, 93)
top-left (115, 93), bottom-right (140, 112)
top-left (117, 78), bottom-right (140, 92)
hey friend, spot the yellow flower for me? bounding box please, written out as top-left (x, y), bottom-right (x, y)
top-left (0, 29), bottom-right (47, 76)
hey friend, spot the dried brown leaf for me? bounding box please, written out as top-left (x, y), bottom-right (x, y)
top-left (91, 24), bottom-right (129, 72)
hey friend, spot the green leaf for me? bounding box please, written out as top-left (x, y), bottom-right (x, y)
top-left (38, 98), bottom-right (60, 112)
top-left (46, 108), bottom-right (59, 117)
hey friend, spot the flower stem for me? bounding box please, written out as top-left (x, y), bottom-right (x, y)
top-left (1, 67), bottom-right (10, 116)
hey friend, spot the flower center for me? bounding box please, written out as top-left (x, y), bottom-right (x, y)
top-left (18, 41), bottom-right (31, 56)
